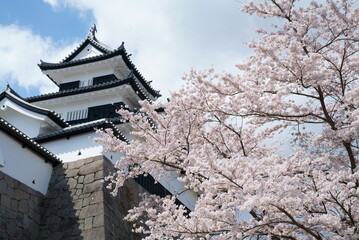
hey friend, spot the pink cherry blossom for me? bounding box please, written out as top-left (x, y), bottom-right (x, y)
top-left (96, 0), bottom-right (359, 239)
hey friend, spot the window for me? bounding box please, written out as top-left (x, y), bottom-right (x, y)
top-left (59, 81), bottom-right (80, 91)
top-left (87, 102), bottom-right (124, 121)
top-left (92, 74), bottom-right (117, 85)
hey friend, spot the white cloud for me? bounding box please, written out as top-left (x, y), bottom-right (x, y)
top-left (42, 0), bottom-right (59, 8)
top-left (43, 0), bottom-right (265, 99)
top-left (0, 24), bottom-right (76, 95)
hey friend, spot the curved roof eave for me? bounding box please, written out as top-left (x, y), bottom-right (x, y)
top-left (34, 118), bottom-right (128, 144)
top-left (0, 88), bottom-right (69, 128)
top-left (38, 45), bottom-right (124, 71)
top-left (25, 73), bottom-right (153, 103)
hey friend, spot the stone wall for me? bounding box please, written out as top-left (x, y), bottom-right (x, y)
top-left (0, 155), bottom-right (145, 239)
top-left (39, 155), bottom-right (145, 240)
top-left (0, 171), bottom-right (44, 240)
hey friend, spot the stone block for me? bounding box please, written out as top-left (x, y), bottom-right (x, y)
top-left (71, 188), bottom-right (77, 197)
top-left (0, 180), bottom-right (6, 194)
top-left (79, 203), bottom-right (104, 219)
top-left (30, 194), bottom-right (39, 205)
top-left (84, 157), bottom-right (95, 165)
top-left (3, 175), bottom-right (15, 188)
top-left (83, 180), bottom-right (103, 194)
top-left (7, 219), bottom-right (17, 237)
top-left (46, 215), bottom-right (61, 225)
top-left (89, 191), bottom-right (103, 205)
top-left (83, 197), bottom-right (90, 206)
top-left (1, 194), bottom-right (11, 208)
top-left (92, 214), bottom-right (104, 228)
top-left (28, 220), bottom-right (40, 237)
top-left (6, 186), bottom-right (14, 198)
top-left (84, 217), bottom-right (93, 230)
top-left (78, 160), bottom-right (103, 176)
top-left (18, 199), bottom-right (29, 214)
top-left (68, 178), bottom-right (77, 189)
top-left (94, 170), bottom-right (103, 180)
top-left (49, 231), bottom-right (63, 240)
top-left (76, 183), bottom-right (83, 189)
top-left (55, 178), bottom-right (68, 191)
top-left (10, 199), bottom-right (17, 211)
top-left (66, 168), bottom-right (79, 178)
top-left (16, 213), bottom-right (23, 227)
top-left (81, 227), bottom-right (105, 240)
top-left (84, 174), bottom-right (95, 184)
top-left (80, 192), bottom-right (91, 199)
top-left (59, 217), bottom-right (78, 231)
top-left (76, 189), bottom-right (82, 196)
top-left (73, 199), bottom-right (83, 210)
top-left (30, 211), bottom-right (41, 225)
top-left (47, 189), bottom-right (59, 199)
top-left (56, 207), bottom-right (70, 218)
top-left (23, 191), bottom-right (30, 200)
top-left (68, 159), bottom-right (84, 169)
top-left (78, 176), bottom-right (84, 183)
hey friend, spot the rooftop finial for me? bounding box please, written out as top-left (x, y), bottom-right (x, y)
top-left (88, 24), bottom-right (97, 40)
top-left (6, 83), bottom-right (10, 91)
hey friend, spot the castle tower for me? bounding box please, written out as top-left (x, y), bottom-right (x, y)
top-left (0, 26), bottom-right (195, 239)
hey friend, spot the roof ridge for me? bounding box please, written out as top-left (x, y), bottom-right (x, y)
top-left (5, 84), bottom-right (24, 99)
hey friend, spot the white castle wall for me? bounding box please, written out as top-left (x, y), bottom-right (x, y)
top-left (0, 132), bottom-right (53, 194)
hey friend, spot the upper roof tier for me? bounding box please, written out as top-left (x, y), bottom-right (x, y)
top-left (38, 25), bottom-right (160, 99)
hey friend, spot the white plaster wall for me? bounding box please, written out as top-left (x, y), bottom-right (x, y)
top-left (0, 99), bottom-right (44, 137)
top-left (60, 68), bottom-right (114, 85)
top-left (31, 86), bottom-right (140, 120)
top-left (41, 132), bottom-right (110, 162)
top-left (0, 132), bottom-right (53, 194)
top-left (43, 56), bottom-right (129, 85)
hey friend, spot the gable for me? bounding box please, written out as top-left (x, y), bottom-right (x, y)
top-left (70, 43), bottom-right (105, 62)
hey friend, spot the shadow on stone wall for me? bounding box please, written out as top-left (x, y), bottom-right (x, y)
top-left (39, 162), bottom-right (83, 239)
top-left (0, 171), bottom-right (44, 240)
top-left (40, 155), bottom-right (146, 240)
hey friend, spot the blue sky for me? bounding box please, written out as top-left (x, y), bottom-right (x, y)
top-left (0, 0), bottom-right (265, 99)
top-left (0, 0), bottom-right (91, 41)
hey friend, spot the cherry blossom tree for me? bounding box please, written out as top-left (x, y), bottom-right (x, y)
top-left (97, 0), bottom-right (359, 239)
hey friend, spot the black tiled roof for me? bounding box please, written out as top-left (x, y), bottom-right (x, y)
top-left (34, 118), bottom-right (128, 143)
top-left (38, 45), bottom-right (160, 98)
top-left (25, 73), bottom-right (152, 102)
top-left (0, 117), bottom-right (60, 166)
top-left (61, 25), bottom-right (112, 63)
top-left (0, 88), bottom-right (69, 128)
top-left (39, 46), bottom-right (122, 70)
top-left (38, 29), bottom-right (160, 98)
